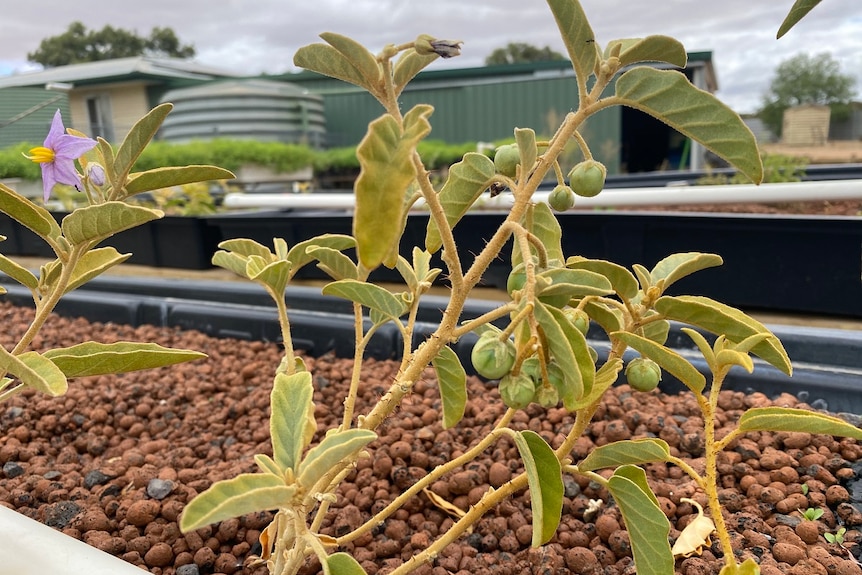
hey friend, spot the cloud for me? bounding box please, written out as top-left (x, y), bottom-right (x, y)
top-left (2, 0), bottom-right (860, 114)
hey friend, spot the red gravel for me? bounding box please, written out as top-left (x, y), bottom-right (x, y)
top-left (1, 301), bottom-right (862, 575)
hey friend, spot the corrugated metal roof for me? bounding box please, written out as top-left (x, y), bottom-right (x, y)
top-left (0, 57), bottom-right (240, 89)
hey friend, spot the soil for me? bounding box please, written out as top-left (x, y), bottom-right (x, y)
top-left (2, 301), bottom-right (862, 575)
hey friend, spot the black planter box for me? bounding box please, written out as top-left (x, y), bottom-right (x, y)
top-left (2, 275), bottom-right (861, 415)
top-left (206, 210), bottom-right (862, 319)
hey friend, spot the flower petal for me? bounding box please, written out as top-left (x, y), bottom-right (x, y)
top-left (44, 110), bottom-right (66, 148)
top-left (49, 156), bottom-right (83, 189)
top-left (53, 133), bottom-right (97, 160)
top-left (39, 165), bottom-right (55, 202)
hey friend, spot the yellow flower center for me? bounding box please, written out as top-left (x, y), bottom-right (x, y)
top-left (25, 146), bottom-right (56, 164)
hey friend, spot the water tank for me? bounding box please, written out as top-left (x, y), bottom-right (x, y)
top-left (158, 79), bottom-right (326, 147)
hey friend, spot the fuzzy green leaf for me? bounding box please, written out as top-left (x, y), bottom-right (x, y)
top-left (287, 234), bottom-right (356, 275)
top-left (603, 36), bottom-right (687, 68)
top-left (777, 0), bottom-right (823, 38)
top-left (247, 259), bottom-right (292, 293)
top-left (0, 182), bottom-right (62, 242)
top-left (354, 106), bottom-right (432, 269)
top-left (64, 247), bottom-right (131, 293)
top-left (514, 430), bottom-right (563, 546)
top-left (654, 295), bottom-right (792, 375)
top-left (211, 251), bottom-right (253, 279)
top-left (738, 407), bottom-right (862, 440)
top-left (393, 50), bottom-right (439, 96)
top-left (515, 128), bottom-right (538, 178)
top-left (0, 348), bottom-right (67, 396)
top-left (294, 43), bottom-right (376, 94)
top-left (217, 238), bottom-right (274, 260)
top-left (319, 32), bottom-right (383, 94)
top-left (180, 473), bottom-right (295, 532)
top-left (270, 371), bottom-right (316, 473)
top-left (0, 253), bottom-right (38, 290)
top-left (613, 331), bottom-right (706, 393)
top-left (113, 103), bottom-right (173, 186)
top-left (425, 152), bottom-right (496, 253)
top-left (323, 279), bottom-right (406, 319)
top-left (583, 300), bottom-right (624, 334)
top-left (121, 165), bottom-right (235, 198)
top-left (650, 252), bottom-right (723, 294)
top-left (537, 268), bottom-right (615, 300)
top-left (61, 202), bottom-right (163, 246)
top-left (534, 303), bottom-right (592, 407)
top-left (566, 257), bottom-right (639, 300)
top-left (574, 358), bottom-right (624, 409)
top-left (514, 202), bottom-right (564, 268)
top-left (325, 552), bottom-right (368, 575)
top-left (615, 67), bottom-right (763, 183)
top-left (307, 246), bottom-right (359, 281)
top-left (43, 342), bottom-right (205, 378)
top-left (297, 428), bottom-right (377, 489)
top-left (431, 345), bottom-right (467, 429)
top-left (579, 438), bottom-right (672, 472)
top-left (608, 470), bottom-right (674, 575)
top-left (546, 0), bottom-right (598, 93)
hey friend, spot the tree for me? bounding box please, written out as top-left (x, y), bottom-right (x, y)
top-left (758, 52), bottom-right (856, 136)
top-left (485, 42), bottom-right (565, 66)
top-left (28, 22), bottom-right (195, 67)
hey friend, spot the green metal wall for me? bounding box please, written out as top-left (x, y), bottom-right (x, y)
top-left (0, 88), bottom-right (71, 149)
top-left (289, 70), bottom-right (621, 174)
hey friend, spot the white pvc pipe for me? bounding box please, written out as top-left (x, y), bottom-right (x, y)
top-left (221, 179), bottom-right (862, 211)
top-left (0, 505), bottom-right (145, 574)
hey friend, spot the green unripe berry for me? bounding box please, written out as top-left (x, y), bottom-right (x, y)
top-left (563, 308), bottom-right (590, 336)
top-left (506, 264), bottom-right (527, 296)
top-left (535, 384), bottom-right (560, 408)
top-left (548, 184), bottom-right (576, 212)
top-left (567, 159), bottom-right (607, 198)
top-left (625, 357), bottom-right (662, 392)
top-left (471, 332), bottom-right (516, 380)
top-left (499, 372), bottom-right (536, 410)
top-left (494, 144), bottom-right (521, 178)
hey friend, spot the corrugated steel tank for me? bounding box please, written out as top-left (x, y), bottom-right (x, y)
top-left (158, 79), bottom-right (326, 147)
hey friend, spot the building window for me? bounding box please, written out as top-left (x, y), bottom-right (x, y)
top-left (86, 95), bottom-right (114, 141)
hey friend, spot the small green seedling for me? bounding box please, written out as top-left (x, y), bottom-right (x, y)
top-left (801, 483), bottom-right (810, 496)
top-left (825, 527), bottom-right (847, 545)
top-left (801, 507), bottom-right (824, 521)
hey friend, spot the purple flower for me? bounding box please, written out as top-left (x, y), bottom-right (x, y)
top-left (25, 110), bottom-right (97, 201)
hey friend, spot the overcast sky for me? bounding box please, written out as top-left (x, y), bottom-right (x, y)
top-left (1, 0), bottom-right (861, 114)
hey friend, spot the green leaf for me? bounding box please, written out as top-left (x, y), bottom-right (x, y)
top-left (0, 253), bottom-right (38, 290)
top-left (515, 127), bottom-right (537, 177)
top-left (285, 234), bottom-right (356, 274)
top-left (425, 153), bottom-right (495, 253)
top-left (574, 357), bottom-right (623, 409)
top-left (546, 0), bottom-right (598, 93)
top-left (654, 295), bottom-right (792, 375)
top-left (254, 454), bottom-right (282, 476)
top-left (681, 327), bottom-right (717, 373)
top-left (395, 255), bottom-right (419, 292)
top-left (96, 137), bottom-right (117, 189)
top-left (211, 251), bottom-right (252, 279)
top-left (650, 252), bottom-right (723, 294)
top-left (307, 246), bottom-right (359, 281)
top-left (64, 247), bottom-right (131, 293)
top-left (323, 279), bottom-right (406, 319)
top-left (0, 348), bottom-right (67, 396)
top-left (113, 103), bottom-right (173, 186)
top-left (583, 300), bottom-right (624, 334)
top-left (354, 106), bottom-right (432, 269)
top-left (566, 257), bottom-right (639, 300)
top-left (604, 36), bottom-right (687, 68)
top-left (537, 268), bottom-right (614, 299)
top-left (513, 430), bottom-right (563, 546)
top-left (270, 372), bottom-right (315, 473)
top-left (179, 473), bottom-right (295, 532)
top-left (431, 345), bottom-right (467, 429)
top-left (0, 182), bottom-right (62, 242)
top-left (393, 49), bottom-right (439, 96)
top-left (218, 238), bottom-right (274, 260)
top-left (614, 464), bottom-right (660, 507)
top-left (777, 0), bottom-right (823, 38)
top-left (579, 438), bottom-right (672, 472)
top-left (294, 42), bottom-right (377, 95)
top-left (121, 165), bottom-right (235, 198)
top-left (61, 202), bottom-right (163, 246)
top-left (43, 342), bottom-right (205, 377)
top-left (715, 348), bottom-right (754, 373)
top-left (615, 67), bottom-right (763, 183)
top-left (297, 428), bottom-right (377, 489)
top-left (640, 316), bottom-right (670, 346)
top-left (325, 552), bottom-right (368, 575)
top-left (738, 407), bottom-right (862, 440)
top-left (534, 303), bottom-right (593, 408)
top-left (612, 331), bottom-right (706, 393)
top-left (525, 202), bottom-right (565, 266)
top-left (608, 471), bottom-right (674, 575)
top-left (319, 32), bottom-right (382, 92)
top-left (247, 259), bottom-right (292, 294)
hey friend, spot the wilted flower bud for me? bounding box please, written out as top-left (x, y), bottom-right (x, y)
top-left (415, 34), bottom-right (463, 58)
top-left (86, 162), bottom-right (106, 187)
